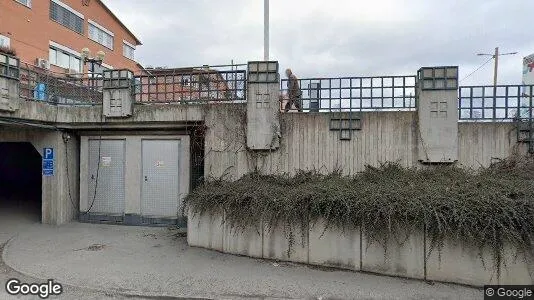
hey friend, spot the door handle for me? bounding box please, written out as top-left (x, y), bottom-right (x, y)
top-left (144, 176), bottom-right (148, 182)
top-left (91, 174), bottom-right (95, 180)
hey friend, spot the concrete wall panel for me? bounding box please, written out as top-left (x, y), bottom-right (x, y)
top-left (426, 238), bottom-right (534, 286)
top-left (187, 211), bottom-right (224, 251)
top-left (308, 219), bottom-right (360, 270)
top-left (263, 222), bottom-right (309, 263)
top-left (361, 229), bottom-right (425, 279)
top-left (223, 221), bottom-right (263, 258)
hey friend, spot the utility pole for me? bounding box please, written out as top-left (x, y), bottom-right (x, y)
top-left (477, 47), bottom-right (517, 87)
top-left (264, 0), bottom-right (269, 61)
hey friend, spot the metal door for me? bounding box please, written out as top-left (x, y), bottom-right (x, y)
top-left (87, 139), bottom-right (125, 214)
top-left (141, 139), bottom-right (180, 217)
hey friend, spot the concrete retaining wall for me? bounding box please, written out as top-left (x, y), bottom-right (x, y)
top-left (188, 213), bottom-right (534, 287)
top-left (204, 106), bottom-right (527, 180)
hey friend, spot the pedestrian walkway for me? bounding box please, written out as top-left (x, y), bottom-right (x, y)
top-left (2, 222), bottom-right (481, 299)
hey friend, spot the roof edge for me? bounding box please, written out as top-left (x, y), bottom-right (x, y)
top-left (97, 0), bottom-right (142, 45)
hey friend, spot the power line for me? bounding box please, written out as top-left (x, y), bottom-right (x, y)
top-left (460, 57), bottom-right (494, 83)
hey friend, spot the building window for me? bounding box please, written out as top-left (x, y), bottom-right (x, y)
top-left (123, 42), bottom-right (135, 60)
top-left (49, 0), bottom-right (84, 34)
top-left (89, 21), bottom-right (114, 50)
top-left (14, 0), bottom-right (31, 8)
top-left (49, 47), bottom-right (82, 72)
top-left (0, 35), bottom-right (10, 48)
top-left (88, 63), bottom-right (111, 78)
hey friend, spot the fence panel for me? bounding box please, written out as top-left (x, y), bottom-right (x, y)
top-left (19, 62), bottom-right (103, 105)
top-left (458, 85), bottom-right (534, 122)
top-left (133, 65), bottom-right (247, 104)
top-left (280, 75), bottom-right (417, 112)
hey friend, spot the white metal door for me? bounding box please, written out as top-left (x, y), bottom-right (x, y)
top-left (141, 139), bottom-right (180, 218)
top-left (87, 139), bottom-right (125, 214)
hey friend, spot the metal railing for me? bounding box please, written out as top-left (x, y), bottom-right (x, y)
top-left (458, 85), bottom-right (534, 121)
top-left (280, 75), bottom-right (417, 112)
top-left (133, 64), bottom-right (247, 104)
top-left (19, 62), bottom-right (103, 105)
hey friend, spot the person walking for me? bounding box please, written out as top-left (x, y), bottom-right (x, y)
top-left (284, 68), bottom-right (303, 112)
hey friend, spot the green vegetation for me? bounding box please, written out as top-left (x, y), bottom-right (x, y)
top-left (184, 157), bottom-right (534, 275)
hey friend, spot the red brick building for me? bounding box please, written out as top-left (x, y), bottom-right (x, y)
top-left (0, 0), bottom-right (142, 74)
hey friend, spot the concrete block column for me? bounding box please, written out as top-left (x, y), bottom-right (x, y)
top-left (246, 61), bottom-right (281, 150)
top-left (416, 66), bottom-right (459, 163)
top-left (102, 69), bottom-right (134, 118)
top-left (0, 53), bottom-right (21, 112)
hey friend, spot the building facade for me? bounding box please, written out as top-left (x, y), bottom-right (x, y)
top-left (0, 0), bottom-right (141, 74)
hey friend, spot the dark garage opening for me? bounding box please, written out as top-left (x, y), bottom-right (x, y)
top-left (0, 142), bottom-right (42, 223)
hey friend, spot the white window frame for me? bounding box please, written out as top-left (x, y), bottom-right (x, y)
top-left (50, 0), bottom-right (84, 19)
top-left (14, 0), bottom-right (31, 8)
top-left (88, 20), bottom-right (114, 37)
top-left (88, 20), bottom-right (114, 50)
top-left (48, 41), bottom-right (82, 72)
top-left (123, 40), bottom-right (135, 60)
top-left (0, 35), bottom-right (10, 48)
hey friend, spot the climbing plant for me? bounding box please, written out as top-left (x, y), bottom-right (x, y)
top-left (184, 157), bottom-right (534, 277)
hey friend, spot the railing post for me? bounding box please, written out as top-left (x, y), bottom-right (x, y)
top-left (246, 61), bottom-right (280, 150)
top-left (416, 66), bottom-right (459, 163)
top-left (0, 52), bottom-right (21, 112)
top-left (102, 69), bottom-right (134, 117)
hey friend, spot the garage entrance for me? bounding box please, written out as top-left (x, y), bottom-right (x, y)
top-left (0, 142), bottom-right (42, 223)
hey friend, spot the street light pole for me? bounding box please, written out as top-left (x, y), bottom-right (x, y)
top-left (477, 47), bottom-right (517, 87)
top-left (493, 47), bottom-right (498, 88)
top-left (264, 0), bottom-right (269, 61)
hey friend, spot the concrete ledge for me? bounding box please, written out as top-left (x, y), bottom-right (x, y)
top-left (187, 211), bottom-right (534, 287)
top-left (308, 219), bottom-right (360, 270)
top-left (361, 228), bottom-right (425, 279)
top-left (263, 222), bottom-right (309, 263)
top-left (187, 211), bottom-right (224, 251)
top-left (223, 221), bottom-right (263, 258)
top-left (426, 238), bottom-right (534, 286)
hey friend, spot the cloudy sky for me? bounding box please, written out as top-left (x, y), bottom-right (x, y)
top-left (103, 0), bottom-right (533, 86)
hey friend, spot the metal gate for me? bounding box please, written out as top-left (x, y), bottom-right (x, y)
top-left (141, 139), bottom-right (181, 218)
top-left (87, 139), bottom-right (125, 214)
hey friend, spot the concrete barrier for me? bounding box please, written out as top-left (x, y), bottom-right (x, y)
top-left (308, 219), bottom-right (360, 270)
top-left (263, 222), bottom-right (309, 263)
top-left (361, 228), bottom-right (425, 279)
top-left (223, 221), bottom-right (263, 258)
top-left (426, 238), bottom-right (534, 286)
top-left (187, 212), bottom-right (534, 286)
top-left (187, 211), bottom-right (224, 251)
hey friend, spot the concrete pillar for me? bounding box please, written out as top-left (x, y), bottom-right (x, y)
top-left (41, 131), bottom-right (79, 225)
top-left (416, 66), bottom-right (459, 163)
top-left (0, 53), bottom-right (20, 112)
top-left (246, 61), bottom-right (280, 150)
top-left (102, 69), bottom-right (134, 118)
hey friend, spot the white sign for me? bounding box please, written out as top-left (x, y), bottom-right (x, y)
top-left (155, 160), bottom-right (165, 167)
top-left (101, 156), bottom-right (111, 167)
top-left (522, 54), bottom-right (534, 86)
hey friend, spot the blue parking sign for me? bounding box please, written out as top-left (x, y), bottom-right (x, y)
top-left (43, 148), bottom-right (54, 176)
top-left (44, 148), bottom-right (54, 160)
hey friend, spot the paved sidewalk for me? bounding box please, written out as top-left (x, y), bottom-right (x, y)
top-left (1, 221), bottom-right (482, 299)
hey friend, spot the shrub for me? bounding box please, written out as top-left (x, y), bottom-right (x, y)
top-left (184, 160), bottom-right (534, 276)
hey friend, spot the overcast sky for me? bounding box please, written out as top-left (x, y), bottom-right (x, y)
top-left (103, 0), bottom-right (532, 86)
